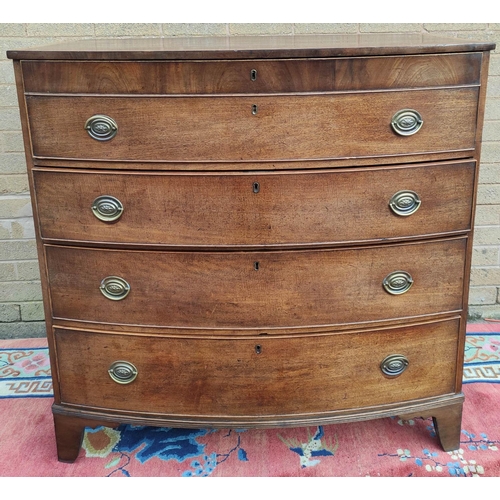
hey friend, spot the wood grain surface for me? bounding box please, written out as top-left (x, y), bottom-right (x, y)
top-left (7, 33), bottom-right (495, 60)
top-left (33, 161), bottom-right (475, 248)
top-left (54, 319), bottom-right (459, 416)
top-left (46, 238), bottom-right (466, 330)
top-left (21, 53), bottom-right (481, 94)
top-left (27, 88), bottom-right (478, 162)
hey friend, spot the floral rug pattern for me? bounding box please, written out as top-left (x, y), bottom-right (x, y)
top-left (82, 426), bottom-right (250, 477)
top-left (463, 332), bottom-right (500, 383)
top-left (0, 347), bottom-right (52, 398)
top-left (76, 418), bottom-right (499, 477)
top-left (377, 418), bottom-right (499, 477)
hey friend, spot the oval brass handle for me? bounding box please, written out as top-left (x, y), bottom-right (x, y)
top-left (383, 271), bottom-right (413, 295)
top-left (92, 195), bottom-right (124, 222)
top-left (108, 360), bottom-right (138, 384)
top-left (380, 354), bottom-right (409, 377)
top-left (389, 190), bottom-right (421, 217)
top-left (85, 114), bottom-right (118, 141)
top-left (391, 109), bottom-right (423, 136)
top-left (99, 276), bottom-right (130, 301)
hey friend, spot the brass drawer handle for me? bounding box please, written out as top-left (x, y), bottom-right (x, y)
top-left (391, 109), bottom-right (423, 136)
top-left (383, 271), bottom-right (413, 295)
top-left (108, 360), bottom-right (138, 384)
top-left (85, 114), bottom-right (118, 141)
top-left (91, 195), bottom-right (124, 222)
top-left (380, 354), bottom-right (409, 377)
top-left (389, 190), bottom-right (421, 216)
top-left (99, 276), bottom-right (130, 301)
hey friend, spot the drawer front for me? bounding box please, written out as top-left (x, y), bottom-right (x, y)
top-left (34, 161), bottom-right (475, 247)
top-left (21, 53), bottom-right (481, 94)
top-left (27, 88), bottom-right (478, 162)
top-left (46, 238), bottom-right (466, 330)
top-left (55, 319), bottom-right (459, 416)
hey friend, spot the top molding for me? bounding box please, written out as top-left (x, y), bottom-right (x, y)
top-left (7, 34), bottom-right (496, 60)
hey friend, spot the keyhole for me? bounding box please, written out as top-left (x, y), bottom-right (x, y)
top-left (254, 261), bottom-right (259, 271)
top-left (255, 344), bottom-right (262, 354)
top-left (252, 104), bottom-right (258, 115)
top-left (250, 69), bottom-right (257, 81)
top-left (253, 182), bottom-right (260, 193)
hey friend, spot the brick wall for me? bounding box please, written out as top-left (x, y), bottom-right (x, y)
top-left (0, 23), bottom-right (499, 338)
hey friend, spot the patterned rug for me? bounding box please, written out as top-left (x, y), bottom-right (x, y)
top-left (1, 323), bottom-right (500, 477)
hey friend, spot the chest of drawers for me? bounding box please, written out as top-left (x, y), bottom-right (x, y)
top-left (8, 34), bottom-right (495, 462)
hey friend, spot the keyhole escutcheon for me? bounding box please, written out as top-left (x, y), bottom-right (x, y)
top-left (255, 344), bottom-right (262, 354)
top-left (252, 104), bottom-right (258, 115)
top-left (250, 69), bottom-right (257, 81)
top-left (253, 182), bottom-right (260, 193)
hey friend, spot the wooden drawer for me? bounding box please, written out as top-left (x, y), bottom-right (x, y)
top-left (46, 238), bottom-right (466, 330)
top-left (26, 87), bottom-right (478, 163)
top-left (54, 319), bottom-right (459, 418)
top-left (21, 53), bottom-right (481, 94)
top-left (33, 161), bottom-right (475, 248)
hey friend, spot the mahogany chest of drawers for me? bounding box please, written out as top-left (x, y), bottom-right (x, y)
top-left (8, 34), bottom-right (495, 462)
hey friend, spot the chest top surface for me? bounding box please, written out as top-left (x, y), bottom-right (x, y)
top-left (7, 33), bottom-right (496, 60)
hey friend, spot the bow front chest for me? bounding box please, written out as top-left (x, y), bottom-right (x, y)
top-left (8, 34), bottom-right (495, 462)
